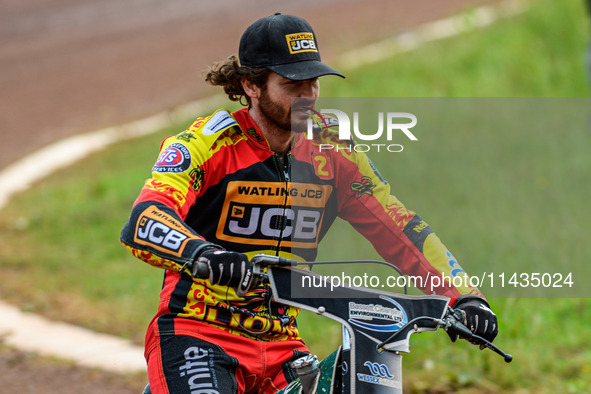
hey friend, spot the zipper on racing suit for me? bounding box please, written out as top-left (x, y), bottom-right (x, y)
top-left (271, 152), bottom-right (291, 256)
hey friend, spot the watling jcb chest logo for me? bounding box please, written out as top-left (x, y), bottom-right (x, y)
top-left (286, 32), bottom-right (318, 54)
top-left (217, 181), bottom-right (332, 248)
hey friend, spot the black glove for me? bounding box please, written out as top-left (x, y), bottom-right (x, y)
top-left (448, 295), bottom-right (498, 344)
top-left (195, 249), bottom-right (253, 296)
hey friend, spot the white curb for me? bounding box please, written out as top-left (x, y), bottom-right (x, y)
top-left (0, 301), bottom-right (146, 373)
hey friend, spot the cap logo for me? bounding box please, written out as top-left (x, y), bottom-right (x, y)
top-left (285, 32), bottom-right (318, 54)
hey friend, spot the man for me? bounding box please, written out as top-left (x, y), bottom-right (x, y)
top-left (120, 13), bottom-right (498, 394)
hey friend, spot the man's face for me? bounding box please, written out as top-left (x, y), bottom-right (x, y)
top-left (257, 72), bottom-right (319, 133)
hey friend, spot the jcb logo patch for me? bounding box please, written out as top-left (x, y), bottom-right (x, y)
top-left (225, 204), bottom-right (322, 241)
top-left (286, 32), bottom-right (317, 54)
top-left (218, 181), bottom-right (332, 248)
top-left (134, 206), bottom-right (195, 256)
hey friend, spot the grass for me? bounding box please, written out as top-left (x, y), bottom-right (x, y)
top-left (323, 0), bottom-right (590, 97)
top-left (0, 0), bottom-right (589, 392)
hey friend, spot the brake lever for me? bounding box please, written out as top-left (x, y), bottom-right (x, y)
top-left (435, 309), bottom-right (513, 363)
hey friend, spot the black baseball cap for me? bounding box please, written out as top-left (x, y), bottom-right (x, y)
top-left (239, 13), bottom-right (345, 81)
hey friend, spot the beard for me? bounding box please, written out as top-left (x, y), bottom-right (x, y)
top-left (258, 89), bottom-right (315, 134)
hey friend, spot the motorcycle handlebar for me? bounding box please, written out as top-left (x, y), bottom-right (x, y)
top-left (190, 254), bottom-right (512, 363)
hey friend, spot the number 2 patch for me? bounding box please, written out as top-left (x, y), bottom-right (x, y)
top-left (312, 152), bottom-right (334, 180)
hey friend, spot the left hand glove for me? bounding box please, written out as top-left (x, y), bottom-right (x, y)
top-left (448, 295), bottom-right (498, 344)
top-left (196, 249), bottom-right (253, 297)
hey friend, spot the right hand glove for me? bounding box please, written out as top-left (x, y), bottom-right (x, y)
top-left (196, 250), bottom-right (253, 296)
top-left (448, 295), bottom-right (498, 345)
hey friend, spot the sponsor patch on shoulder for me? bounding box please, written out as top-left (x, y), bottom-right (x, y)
top-left (202, 110), bottom-right (237, 136)
top-left (153, 143), bottom-right (191, 173)
top-left (350, 176), bottom-right (375, 198)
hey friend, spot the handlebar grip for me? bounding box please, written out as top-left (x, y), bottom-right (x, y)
top-left (191, 261), bottom-right (210, 279)
top-left (191, 254), bottom-right (285, 282)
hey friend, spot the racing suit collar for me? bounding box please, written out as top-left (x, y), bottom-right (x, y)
top-left (232, 108), bottom-right (272, 151)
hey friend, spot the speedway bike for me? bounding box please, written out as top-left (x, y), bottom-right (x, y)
top-left (143, 255), bottom-right (512, 394)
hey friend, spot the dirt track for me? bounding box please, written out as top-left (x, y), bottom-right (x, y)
top-left (0, 0), bottom-right (494, 170)
top-left (0, 1), bottom-right (494, 392)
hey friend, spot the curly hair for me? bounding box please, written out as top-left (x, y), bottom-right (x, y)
top-left (205, 55), bottom-right (270, 106)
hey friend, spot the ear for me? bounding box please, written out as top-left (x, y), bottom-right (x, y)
top-left (241, 77), bottom-right (260, 99)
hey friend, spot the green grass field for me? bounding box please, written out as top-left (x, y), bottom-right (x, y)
top-left (0, 0), bottom-right (590, 392)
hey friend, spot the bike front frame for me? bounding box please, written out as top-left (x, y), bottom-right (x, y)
top-left (268, 265), bottom-right (450, 394)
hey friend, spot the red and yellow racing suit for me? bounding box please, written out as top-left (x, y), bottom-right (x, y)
top-left (120, 107), bottom-right (482, 345)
